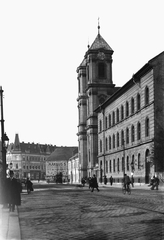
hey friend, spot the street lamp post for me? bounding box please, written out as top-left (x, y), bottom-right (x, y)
top-left (0, 87), bottom-right (9, 179)
top-left (0, 87), bottom-right (9, 204)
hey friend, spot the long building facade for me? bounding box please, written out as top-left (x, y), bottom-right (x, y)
top-left (77, 26), bottom-right (120, 180)
top-left (95, 52), bottom-right (164, 184)
top-left (77, 25), bottom-right (164, 184)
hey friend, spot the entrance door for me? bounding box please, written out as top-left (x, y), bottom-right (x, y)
top-left (145, 149), bottom-right (150, 184)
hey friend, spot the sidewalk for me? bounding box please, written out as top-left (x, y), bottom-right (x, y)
top-left (99, 182), bottom-right (164, 191)
top-left (0, 205), bottom-right (21, 240)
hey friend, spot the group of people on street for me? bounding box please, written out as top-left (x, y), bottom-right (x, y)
top-left (82, 173), bottom-right (161, 193)
top-left (148, 175), bottom-right (159, 190)
top-left (1, 170), bottom-right (34, 212)
top-left (88, 175), bottom-right (100, 192)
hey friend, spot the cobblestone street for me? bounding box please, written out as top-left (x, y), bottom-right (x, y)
top-left (18, 186), bottom-right (164, 240)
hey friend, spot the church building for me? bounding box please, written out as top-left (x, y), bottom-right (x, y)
top-left (77, 24), bottom-right (120, 180)
top-left (77, 24), bottom-right (164, 184)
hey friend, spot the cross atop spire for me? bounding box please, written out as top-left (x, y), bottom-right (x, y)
top-left (98, 17), bottom-right (100, 34)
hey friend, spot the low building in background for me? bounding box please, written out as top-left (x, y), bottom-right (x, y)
top-left (46, 147), bottom-right (78, 183)
top-left (68, 153), bottom-right (79, 184)
top-left (6, 133), bottom-right (56, 180)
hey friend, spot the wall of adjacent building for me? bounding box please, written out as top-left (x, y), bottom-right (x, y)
top-left (97, 69), bottom-right (155, 184)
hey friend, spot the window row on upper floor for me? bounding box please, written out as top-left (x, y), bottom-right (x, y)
top-left (99, 117), bottom-right (150, 152)
top-left (23, 165), bottom-right (45, 170)
top-left (99, 86), bottom-right (150, 131)
top-left (100, 153), bottom-right (142, 174)
top-left (23, 155), bottom-right (46, 161)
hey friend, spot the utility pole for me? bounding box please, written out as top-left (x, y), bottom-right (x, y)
top-left (0, 87), bottom-right (9, 204)
top-left (0, 87), bottom-right (5, 180)
top-left (0, 87), bottom-right (9, 180)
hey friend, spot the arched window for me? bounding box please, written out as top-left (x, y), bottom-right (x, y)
top-left (117, 132), bottom-right (119, 147)
top-left (116, 108), bottom-right (119, 123)
top-left (99, 120), bottom-right (102, 132)
top-left (145, 117), bottom-right (149, 137)
top-left (98, 62), bottom-right (106, 78)
top-left (145, 86), bottom-right (149, 105)
top-left (105, 116), bottom-right (108, 129)
top-left (117, 158), bottom-right (120, 172)
top-left (109, 136), bottom-right (111, 150)
top-left (113, 159), bottom-right (115, 172)
top-left (100, 140), bottom-right (102, 153)
top-left (113, 134), bottom-right (115, 149)
top-left (109, 160), bottom-right (112, 172)
top-left (131, 125), bottom-right (135, 142)
top-left (112, 111), bottom-right (115, 125)
top-left (137, 93), bottom-right (141, 111)
top-left (131, 97), bottom-right (135, 114)
top-left (126, 128), bottom-right (129, 144)
top-left (121, 105), bottom-right (124, 120)
top-left (126, 101), bottom-right (129, 117)
top-left (121, 130), bottom-right (124, 146)
top-left (137, 122), bottom-right (141, 140)
top-left (131, 155), bottom-right (135, 171)
top-left (127, 156), bottom-right (129, 171)
top-left (109, 114), bottom-right (111, 127)
top-left (138, 153), bottom-right (141, 170)
top-left (106, 138), bottom-right (108, 151)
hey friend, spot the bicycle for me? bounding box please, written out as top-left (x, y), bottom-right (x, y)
top-left (122, 184), bottom-right (131, 195)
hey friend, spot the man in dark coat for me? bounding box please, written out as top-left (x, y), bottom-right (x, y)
top-left (110, 176), bottom-right (113, 186)
top-left (91, 175), bottom-right (99, 192)
top-left (26, 178), bottom-right (33, 193)
top-left (6, 170), bottom-right (21, 212)
top-left (104, 175), bottom-right (107, 185)
top-left (123, 174), bottom-right (131, 190)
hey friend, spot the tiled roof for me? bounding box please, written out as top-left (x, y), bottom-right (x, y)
top-left (9, 142), bottom-right (56, 155)
top-left (47, 147), bottom-right (78, 161)
top-left (89, 33), bottom-right (113, 51)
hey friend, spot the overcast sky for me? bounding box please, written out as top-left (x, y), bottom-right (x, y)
top-left (0, 0), bottom-right (164, 147)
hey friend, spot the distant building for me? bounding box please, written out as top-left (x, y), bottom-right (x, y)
top-left (68, 153), bottom-right (79, 183)
top-left (46, 147), bottom-right (78, 182)
top-left (6, 133), bottom-right (56, 180)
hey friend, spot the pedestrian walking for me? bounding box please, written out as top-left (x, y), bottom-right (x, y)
top-left (26, 178), bottom-right (33, 194)
top-left (110, 176), bottom-right (113, 186)
top-left (151, 175), bottom-right (159, 190)
top-left (88, 177), bottom-right (92, 189)
top-left (104, 175), bottom-right (107, 185)
top-left (131, 175), bottom-right (134, 187)
top-left (122, 174), bottom-right (131, 190)
top-left (81, 178), bottom-right (86, 187)
top-left (91, 175), bottom-right (99, 192)
top-left (5, 170), bottom-right (21, 212)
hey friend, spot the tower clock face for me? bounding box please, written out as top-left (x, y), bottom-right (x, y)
top-left (97, 52), bottom-right (105, 60)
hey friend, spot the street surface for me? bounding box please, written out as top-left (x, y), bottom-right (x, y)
top-left (18, 184), bottom-right (164, 240)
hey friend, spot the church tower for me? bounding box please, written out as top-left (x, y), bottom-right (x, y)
top-left (77, 24), bottom-right (117, 180)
